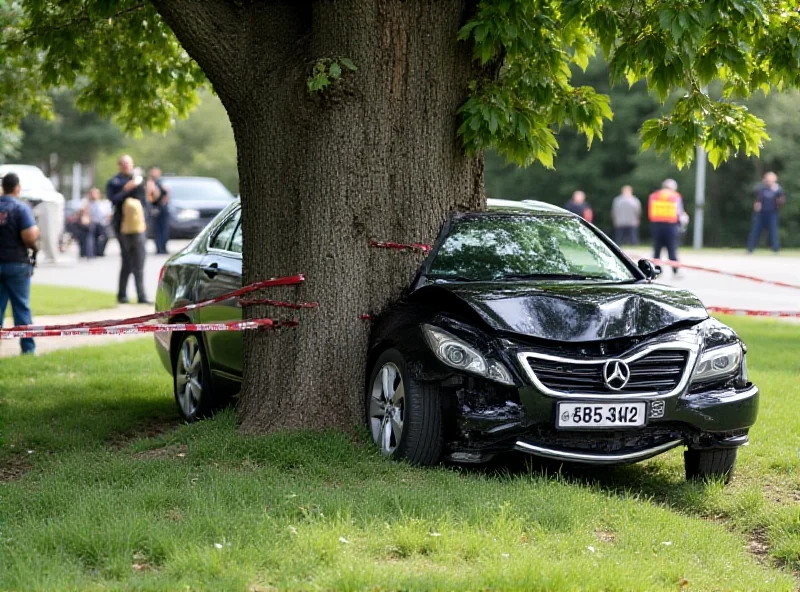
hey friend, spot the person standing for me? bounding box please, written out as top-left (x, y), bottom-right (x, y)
top-left (78, 187), bottom-right (111, 258)
top-left (0, 172), bottom-right (40, 355)
top-left (147, 167), bottom-right (170, 254)
top-left (611, 185), bottom-right (642, 245)
top-left (648, 179), bottom-right (685, 276)
top-left (747, 172), bottom-right (786, 253)
top-left (106, 156), bottom-right (149, 304)
top-left (564, 190), bottom-right (594, 222)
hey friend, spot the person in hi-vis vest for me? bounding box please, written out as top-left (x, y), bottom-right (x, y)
top-left (648, 179), bottom-right (686, 275)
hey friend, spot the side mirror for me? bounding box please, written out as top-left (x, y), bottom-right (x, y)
top-left (637, 258), bottom-right (662, 280)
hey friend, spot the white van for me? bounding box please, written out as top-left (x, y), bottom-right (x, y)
top-left (0, 164), bottom-right (65, 263)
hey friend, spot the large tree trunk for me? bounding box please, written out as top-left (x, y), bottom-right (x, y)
top-left (155, 0), bottom-right (484, 432)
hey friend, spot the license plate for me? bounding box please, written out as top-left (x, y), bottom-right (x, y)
top-left (557, 402), bottom-right (646, 428)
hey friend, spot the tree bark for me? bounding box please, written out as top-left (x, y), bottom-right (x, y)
top-left (155, 0), bottom-right (484, 433)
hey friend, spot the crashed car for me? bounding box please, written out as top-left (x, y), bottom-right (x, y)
top-left (155, 199), bottom-right (757, 482)
top-left (366, 199), bottom-right (756, 481)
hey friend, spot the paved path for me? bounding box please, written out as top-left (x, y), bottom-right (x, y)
top-left (0, 304), bottom-right (151, 358)
top-left (624, 250), bottom-right (800, 313)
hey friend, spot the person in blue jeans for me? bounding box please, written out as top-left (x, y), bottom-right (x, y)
top-left (0, 172), bottom-right (40, 355)
top-left (747, 172), bottom-right (786, 253)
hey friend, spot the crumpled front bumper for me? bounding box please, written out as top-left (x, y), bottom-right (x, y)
top-left (447, 379), bottom-right (759, 465)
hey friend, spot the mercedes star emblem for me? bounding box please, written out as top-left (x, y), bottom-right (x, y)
top-left (602, 360), bottom-right (631, 391)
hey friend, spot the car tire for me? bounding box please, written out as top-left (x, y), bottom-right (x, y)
top-left (365, 348), bottom-right (443, 466)
top-left (684, 447), bottom-right (738, 483)
top-left (173, 333), bottom-right (215, 422)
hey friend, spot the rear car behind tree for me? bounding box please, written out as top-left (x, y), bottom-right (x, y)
top-left (158, 176), bottom-right (236, 239)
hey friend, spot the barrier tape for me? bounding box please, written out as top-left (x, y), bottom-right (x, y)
top-left (370, 240), bottom-right (431, 254)
top-left (239, 298), bottom-right (319, 309)
top-left (707, 307), bottom-right (800, 319)
top-left (1, 274), bottom-right (306, 333)
top-left (0, 318), bottom-right (277, 340)
top-left (636, 257), bottom-right (800, 291)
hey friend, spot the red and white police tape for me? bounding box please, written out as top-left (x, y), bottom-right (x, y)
top-left (0, 319), bottom-right (278, 340)
top-left (706, 307), bottom-right (800, 319)
top-left (369, 240), bottom-right (431, 254)
top-left (0, 274), bottom-right (310, 338)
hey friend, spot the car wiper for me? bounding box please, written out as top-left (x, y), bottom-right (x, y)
top-left (498, 273), bottom-right (602, 281)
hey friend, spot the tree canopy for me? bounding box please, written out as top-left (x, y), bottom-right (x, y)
top-left (3, 0), bottom-right (799, 171)
top-left (18, 88), bottom-right (122, 172)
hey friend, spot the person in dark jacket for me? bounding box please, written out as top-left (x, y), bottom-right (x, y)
top-left (564, 190), bottom-right (594, 222)
top-left (147, 166), bottom-right (170, 254)
top-left (747, 172), bottom-right (786, 253)
top-left (0, 172), bottom-right (40, 355)
top-left (106, 155), bottom-right (150, 304)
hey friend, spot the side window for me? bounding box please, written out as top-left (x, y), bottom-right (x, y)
top-left (230, 221), bottom-right (242, 254)
top-left (209, 212), bottom-right (239, 251)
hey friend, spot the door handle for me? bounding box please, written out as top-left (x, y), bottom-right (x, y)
top-left (202, 262), bottom-right (219, 278)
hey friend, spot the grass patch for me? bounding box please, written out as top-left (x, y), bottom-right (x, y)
top-left (0, 319), bottom-right (798, 591)
top-left (3, 284), bottom-right (116, 320)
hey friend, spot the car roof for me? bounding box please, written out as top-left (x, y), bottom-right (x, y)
top-left (0, 164), bottom-right (46, 174)
top-left (484, 198), bottom-right (573, 216)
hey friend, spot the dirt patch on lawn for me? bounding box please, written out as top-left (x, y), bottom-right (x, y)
top-left (594, 529), bottom-right (616, 545)
top-left (109, 416), bottom-right (183, 450)
top-left (747, 528), bottom-right (770, 559)
top-left (132, 443), bottom-right (188, 460)
top-left (0, 453), bottom-right (32, 482)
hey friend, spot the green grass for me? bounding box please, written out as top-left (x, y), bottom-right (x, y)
top-left (3, 284), bottom-right (116, 320)
top-left (0, 317), bottom-right (798, 591)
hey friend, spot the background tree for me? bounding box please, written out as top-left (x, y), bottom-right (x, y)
top-left (18, 88), bottom-right (123, 188)
top-left (94, 91), bottom-right (238, 193)
top-left (3, 0), bottom-right (798, 433)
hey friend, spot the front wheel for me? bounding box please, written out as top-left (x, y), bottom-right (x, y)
top-left (174, 333), bottom-right (215, 422)
top-left (684, 447), bottom-right (738, 483)
top-left (365, 349), bottom-right (443, 466)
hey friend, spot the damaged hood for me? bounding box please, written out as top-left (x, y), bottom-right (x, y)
top-left (422, 281), bottom-right (708, 342)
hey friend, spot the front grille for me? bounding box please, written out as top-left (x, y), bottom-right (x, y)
top-left (526, 424), bottom-right (685, 453)
top-left (525, 349), bottom-right (689, 395)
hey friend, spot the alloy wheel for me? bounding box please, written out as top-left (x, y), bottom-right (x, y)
top-left (369, 362), bottom-right (405, 455)
top-left (176, 335), bottom-right (203, 419)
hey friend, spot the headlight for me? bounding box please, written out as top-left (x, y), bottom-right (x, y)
top-left (176, 208), bottom-right (200, 222)
top-left (422, 324), bottom-right (514, 386)
top-left (692, 343), bottom-right (743, 383)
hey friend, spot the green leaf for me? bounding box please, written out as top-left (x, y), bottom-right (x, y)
top-left (329, 61), bottom-right (342, 79)
top-left (339, 57), bottom-right (357, 71)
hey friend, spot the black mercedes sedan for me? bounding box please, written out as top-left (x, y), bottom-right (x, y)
top-left (155, 199), bottom-right (757, 482)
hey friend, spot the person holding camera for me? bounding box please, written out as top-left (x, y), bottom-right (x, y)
top-left (0, 172), bottom-right (40, 355)
top-left (106, 155), bottom-right (150, 304)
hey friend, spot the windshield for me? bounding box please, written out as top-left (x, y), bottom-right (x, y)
top-left (0, 166), bottom-right (56, 192)
top-left (163, 178), bottom-right (235, 202)
top-left (427, 215), bottom-right (635, 282)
